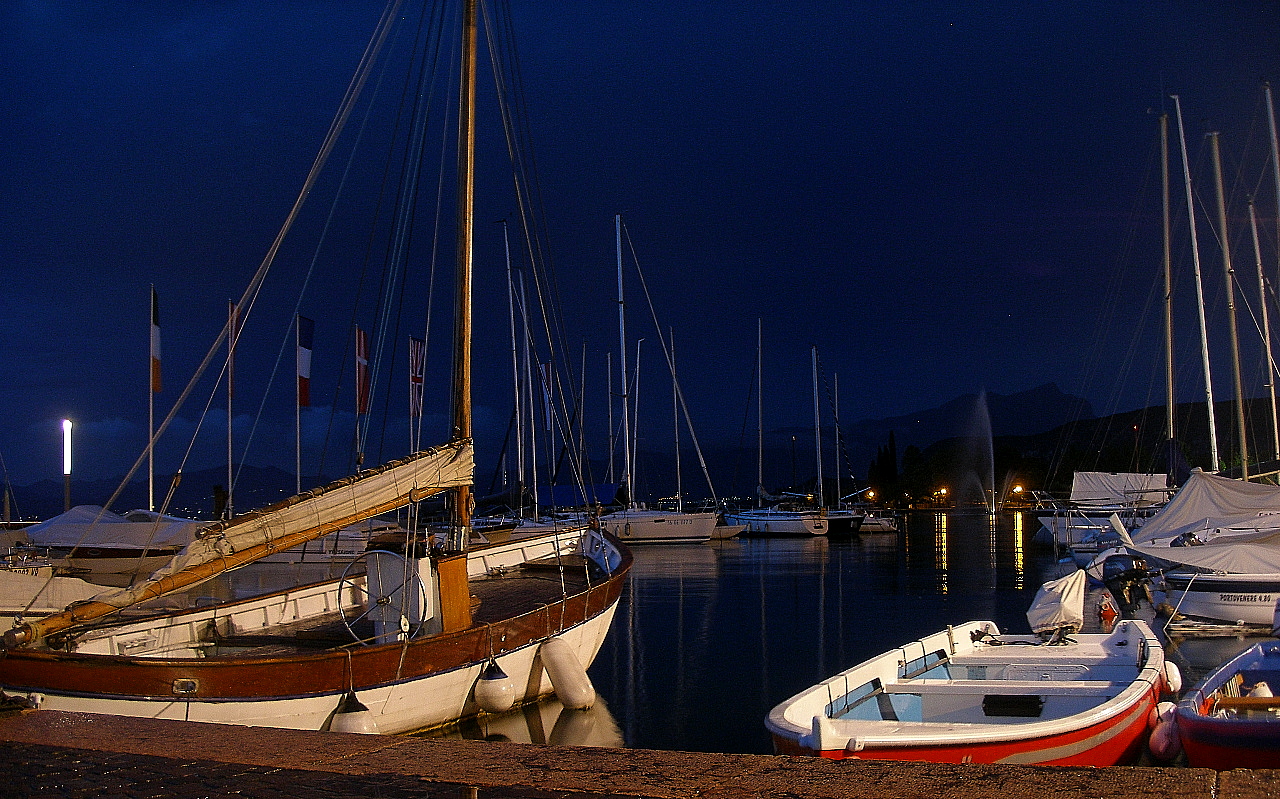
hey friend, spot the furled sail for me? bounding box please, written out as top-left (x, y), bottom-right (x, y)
top-left (4, 438), bottom-right (473, 647)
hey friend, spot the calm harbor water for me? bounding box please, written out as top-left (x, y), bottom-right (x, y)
top-left (591, 509), bottom-right (1048, 755)
top-left (422, 508), bottom-right (1268, 754)
top-left (427, 509), bottom-right (1061, 752)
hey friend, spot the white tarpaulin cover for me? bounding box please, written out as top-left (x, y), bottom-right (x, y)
top-left (1026, 568), bottom-right (1086, 634)
top-left (1126, 469), bottom-right (1280, 573)
top-left (1068, 472), bottom-right (1169, 508)
top-left (23, 505), bottom-right (206, 550)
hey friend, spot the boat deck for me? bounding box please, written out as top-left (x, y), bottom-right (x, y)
top-left (207, 555), bottom-right (597, 656)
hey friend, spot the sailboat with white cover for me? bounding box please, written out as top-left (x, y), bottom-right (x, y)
top-left (1111, 469), bottom-right (1280, 626)
top-left (0, 0), bottom-right (630, 735)
top-left (20, 505), bottom-right (204, 575)
top-left (1036, 471), bottom-right (1169, 553)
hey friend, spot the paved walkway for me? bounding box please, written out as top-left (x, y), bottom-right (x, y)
top-left (0, 710), bottom-right (1274, 799)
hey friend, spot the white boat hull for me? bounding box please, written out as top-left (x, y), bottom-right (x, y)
top-left (1163, 572), bottom-right (1280, 626)
top-left (599, 510), bottom-right (718, 543)
top-left (766, 619), bottom-right (1169, 765)
top-left (1, 530), bottom-right (630, 735)
top-left (723, 510), bottom-right (826, 536)
top-left (25, 604), bottom-right (619, 734)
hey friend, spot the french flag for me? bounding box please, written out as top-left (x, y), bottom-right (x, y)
top-left (296, 315), bottom-right (314, 407)
top-left (150, 287), bottom-right (162, 394)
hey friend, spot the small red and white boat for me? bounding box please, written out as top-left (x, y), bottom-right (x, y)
top-left (767, 572), bottom-right (1175, 765)
top-left (767, 619), bottom-right (1171, 765)
top-left (1174, 639), bottom-right (1280, 769)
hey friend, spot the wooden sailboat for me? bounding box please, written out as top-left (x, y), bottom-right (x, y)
top-left (0, 0), bottom-right (630, 736)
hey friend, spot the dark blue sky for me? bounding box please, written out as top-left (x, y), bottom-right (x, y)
top-left (3, 1), bottom-right (1279, 492)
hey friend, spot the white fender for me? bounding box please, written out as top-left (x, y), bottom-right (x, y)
top-left (539, 637), bottom-right (595, 710)
top-left (1162, 661), bottom-right (1183, 695)
top-left (1147, 702), bottom-right (1180, 761)
top-left (329, 692), bottom-right (379, 734)
top-left (474, 660), bottom-right (517, 714)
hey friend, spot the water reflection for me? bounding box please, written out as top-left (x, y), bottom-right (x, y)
top-left (591, 510), bottom-right (1050, 755)
top-left (409, 512), bottom-right (1051, 754)
top-left (934, 511), bottom-right (948, 593)
top-left (1013, 511), bottom-right (1025, 589)
top-left (416, 697), bottom-right (624, 747)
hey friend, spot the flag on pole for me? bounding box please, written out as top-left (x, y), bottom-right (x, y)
top-left (296, 315), bottom-right (314, 407)
top-left (409, 336), bottom-right (425, 418)
top-left (149, 287), bottom-right (162, 393)
top-left (355, 326), bottom-right (370, 415)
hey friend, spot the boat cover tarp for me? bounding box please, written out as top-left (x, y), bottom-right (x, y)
top-left (1126, 469), bottom-right (1280, 573)
top-left (1069, 472), bottom-right (1169, 508)
top-left (1026, 568), bottom-right (1086, 634)
top-left (24, 505), bottom-right (206, 550)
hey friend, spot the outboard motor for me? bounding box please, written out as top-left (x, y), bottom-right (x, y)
top-left (1104, 555), bottom-right (1153, 614)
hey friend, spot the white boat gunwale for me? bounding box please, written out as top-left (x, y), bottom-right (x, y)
top-left (767, 619), bottom-right (1166, 754)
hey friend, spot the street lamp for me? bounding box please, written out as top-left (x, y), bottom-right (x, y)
top-left (62, 419), bottom-right (73, 512)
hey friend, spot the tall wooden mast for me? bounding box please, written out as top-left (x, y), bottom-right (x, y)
top-left (450, 0), bottom-right (477, 550)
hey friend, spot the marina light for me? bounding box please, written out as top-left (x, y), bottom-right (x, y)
top-left (62, 419), bottom-right (73, 475)
top-left (62, 418), bottom-right (73, 512)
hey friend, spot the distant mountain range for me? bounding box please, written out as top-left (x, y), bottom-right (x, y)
top-left (5, 383), bottom-right (1096, 520)
top-left (622, 383), bottom-right (1097, 502)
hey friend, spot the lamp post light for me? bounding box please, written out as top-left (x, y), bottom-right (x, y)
top-left (62, 419), bottom-right (73, 512)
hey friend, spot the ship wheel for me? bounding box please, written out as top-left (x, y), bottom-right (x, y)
top-left (338, 550), bottom-right (429, 645)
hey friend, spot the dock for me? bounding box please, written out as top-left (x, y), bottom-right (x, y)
top-left (0, 710), bottom-right (1273, 798)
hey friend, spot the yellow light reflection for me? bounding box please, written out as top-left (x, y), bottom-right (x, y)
top-left (1013, 511), bottom-right (1025, 589)
top-left (935, 511), bottom-right (948, 594)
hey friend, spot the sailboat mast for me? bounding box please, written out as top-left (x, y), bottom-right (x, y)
top-left (833, 373), bottom-right (842, 505)
top-left (811, 346), bottom-right (822, 506)
top-left (1172, 94), bottom-right (1220, 472)
top-left (227, 299), bottom-right (236, 518)
top-left (1266, 82), bottom-right (1280, 266)
top-left (1209, 131), bottom-right (1248, 478)
top-left (756, 318), bottom-right (763, 506)
top-left (502, 220), bottom-right (524, 489)
top-left (616, 214), bottom-right (632, 500)
top-left (148, 286), bottom-right (158, 512)
top-left (672, 328), bottom-right (682, 511)
top-left (1249, 199), bottom-right (1280, 462)
top-left (1161, 114), bottom-right (1176, 456)
top-left (450, 0), bottom-right (477, 546)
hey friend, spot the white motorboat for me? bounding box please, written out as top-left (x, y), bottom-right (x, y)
top-left (766, 617), bottom-right (1171, 765)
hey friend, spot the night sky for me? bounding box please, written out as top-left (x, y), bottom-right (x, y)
top-left (3, 2), bottom-right (1279, 496)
